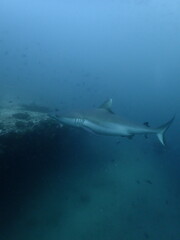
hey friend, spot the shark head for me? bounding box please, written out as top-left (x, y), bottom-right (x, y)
top-left (58, 113), bottom-right (85, 128)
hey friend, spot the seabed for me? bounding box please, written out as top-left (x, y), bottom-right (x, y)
top-left (0, 103), bottom-right (180, 240)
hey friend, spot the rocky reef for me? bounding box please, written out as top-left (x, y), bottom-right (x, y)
top-left (0, 103), bottom-right (74, 232)
top-left (0, 103), bottom-right (67, 160)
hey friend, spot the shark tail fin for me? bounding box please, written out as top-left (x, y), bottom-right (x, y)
top-left (156, 116), bottom-right (175, 146)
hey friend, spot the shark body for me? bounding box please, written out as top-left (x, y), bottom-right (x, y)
top-left (54, 99), bottom-right (174, 146)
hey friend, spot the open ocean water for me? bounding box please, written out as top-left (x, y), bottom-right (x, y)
top-left (0, 0), bottom-right (180, 240)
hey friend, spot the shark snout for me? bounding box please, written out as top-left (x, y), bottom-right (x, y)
top-left (59, 116), bottom-right (75, 126)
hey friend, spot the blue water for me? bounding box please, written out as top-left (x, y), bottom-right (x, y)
top-left (0, 0), bottom-right (180, 239)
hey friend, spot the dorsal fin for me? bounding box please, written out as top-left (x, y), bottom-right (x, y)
top-left (99, 98), bottom-right (114, 114)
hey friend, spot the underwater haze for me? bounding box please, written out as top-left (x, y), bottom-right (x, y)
top-left (0, 0), bottom-right (180, 240)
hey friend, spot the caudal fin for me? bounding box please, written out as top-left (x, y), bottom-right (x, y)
top-left (157, 116), bottom-right (175, 146)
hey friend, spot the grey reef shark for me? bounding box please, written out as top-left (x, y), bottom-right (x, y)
top-left (52, 99), bottom-right (174, 146)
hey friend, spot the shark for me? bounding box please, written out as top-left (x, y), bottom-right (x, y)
top-left (52, 99), bottom-right (174, 146)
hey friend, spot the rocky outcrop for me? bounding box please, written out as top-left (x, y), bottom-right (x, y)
top-left (0, 103), bottom-right (64, 159)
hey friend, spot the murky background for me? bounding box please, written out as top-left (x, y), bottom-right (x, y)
top-left (0, 0), bottom-right (180, 239)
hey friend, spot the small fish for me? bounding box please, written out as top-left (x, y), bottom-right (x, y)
top-left (144, 232), bottom-right (149, 239)
top-left (144, 122), bottom-right (150, 127)
top-left (145, 179), bottom-right (152, 185)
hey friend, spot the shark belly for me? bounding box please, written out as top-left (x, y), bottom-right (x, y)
top-left (83, 120), bottom-right (130, 136)
top-left (82, 119), bottom-right (157, 137)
